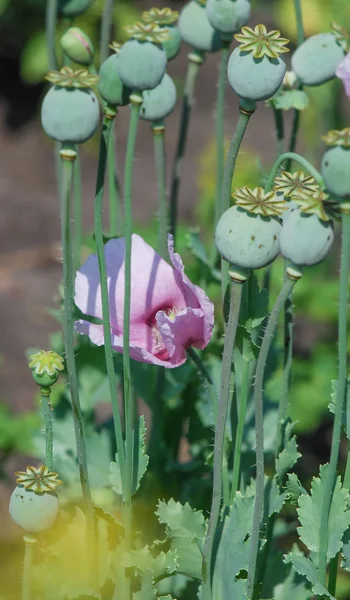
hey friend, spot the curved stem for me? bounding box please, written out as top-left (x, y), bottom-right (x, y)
top-left (73, 152), bottom-right (83, 271)
top-left (22, 535), bottom-right (37, 600)
top-left (40, 387), bottom-right (53, 471)
top-left (60, 147), bottom-right (95, 555)
top-left (211, 42), bottom-right (230, 260)
top-left (318, 211), bottom-right (350, 585)
top-left (264, 151), bottom-right (323, 193)
top-left (108, 123), bottom-right (123, 237)
top-left (230, 358), bottom-right (250, 500)
top-left (46, 0), bottom-right (58, 71)
top-left (152, 124), bottom-right (168, 259)
top-left (100, 0), bottom-right (115, 66)
top-left (169, 52), bottom-right (203, 244)
top-left (93, 107), bottom-right (126, 492)
top-left (202, 279), bottom-right (244, 600)
top-left (273, 107), bottom-right (285, 157)
top-left (246, 274), bottom-right (299, 599)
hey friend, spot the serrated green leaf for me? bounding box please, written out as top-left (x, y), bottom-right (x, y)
top-left (249, 274), bottom-right (269, 328)
top-left (134, 569), bottom-right (157, 600)
top-left (262, 550), bottom-right (312, 600)
top-left (275, 420), bottom-right (301, 482)
top-left (297, 464), bottom-right (350, 560)
top-left (122, 546), bottom-right (177, 581)
top-left (235, 325), bottom-right (259, 361)
top-left (156, 499), bottom-right (206, 580)
top-left (285, 473), bottom-right (305, 505)
top-left (284, 547), bottom-right (335, 599)
top-left (329, 378), bottom-right (350, 439)
top-left (186, 228), bottom-right (221, 281)
top-left (109, 415), bottom-right (149, 496)
top-left (270, 90), bottom-right (309, 111)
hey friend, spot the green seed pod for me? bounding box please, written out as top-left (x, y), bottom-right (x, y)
top-left (163, 25), bottom-right (182, 60)
top-left (215, 205), bottom-right (282, 269)
top-left (60, 27), bottom-right (94, 66)
top-left (321, 146), bottom-right (350, 198)
top-left (41, 86), bottom-right (100, 144)
top-left (280, 210), bottom-right (334, 266)
top-left (291, 33), bottom-right (344, 86)
top-left (32, 370), bottom-right (59, 387)
top-left (140, 73), bottom-right (177, 121)
top-left (59, 0), bottom-right (93, 17)
top-left (98, 54), bottom-right (131, 107)
top-left (118, 39), bottom-right (167, 91)
top-left (206, 0), bottom-right (251, 37)
top-left (179, 1), bottom-right (222, 53)
top-left (227, 48), bottom-right (286, 101)
top-left (9, 486), bottom-right (59, 533)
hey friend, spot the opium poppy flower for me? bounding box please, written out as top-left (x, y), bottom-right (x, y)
top-left (336, 52), bottom-right (350, 98)
top-left (75, 234), bottom-right (214, 368)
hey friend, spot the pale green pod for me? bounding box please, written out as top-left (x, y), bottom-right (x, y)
top-left (162, 25), bottom-right (182, 60)
top-left (215, 205), bottom-right (281, 269)
top-left (140, 73), bottom-right (177, 121)
top-left (282, 199), bottom-right (298, 223)
top-left (227, 48), bottom-right (286, 101)
top-left (59, 0), bottom-right (92, 17)
top-left (321, 146), bottom-right (350, 198)
top-left (98, 54), bottom-right (131, 106)
top-left (118, 39), bottom-right (167, 91)
top-left (291, 33), bottom-right (344, 86)
top-left (206, 0), bottom-right (251, 36)
top-left (179, 0), bottom-right (222, 52)
top-left (9, 486), bottom-right (59, 533)
top-left (41, 86), bottom-right (100, 144)
top-left (280, 210), bottom-right (334, 266)
top-left (60, 27), bottom-right (94, 66)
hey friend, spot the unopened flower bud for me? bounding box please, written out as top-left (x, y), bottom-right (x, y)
top-left (61, 27), bottom-right (94, 66)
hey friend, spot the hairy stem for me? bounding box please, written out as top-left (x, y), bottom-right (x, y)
top-left (169, 52), bottom-right (203, 244)
top-left (318, 210), bottom-right (350, 585)
top-left (22, 535), bottom-right (37, 600)
top-left (73, 152), bottom-right (83, 271)
top-left (264, 151), bottom-right (323, 193)
top-left (246, 274), bottom-right (300, 599)
top-left (152, 124), bottom-right (168, 259)
top-left (40, 387), bottom-right (53, 471)
top-left (230, 358), bottom-right (250, 500)
top-left (46, 0), bottom-right (58, 71)
top-left (100, 0), bottom-right (115, 65)
top-left (202, 278), bottom-right (244, 600)
top-left (108, 123), bottom-right (123, 237)
top-left (94, 107), bottom-right (127, 493)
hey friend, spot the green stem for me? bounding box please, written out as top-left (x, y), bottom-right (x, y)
top-left (94, 107), bottom-right (127, 493)
top-left (123, 96), bottom-right (141, 575)
top-left (46, 0), bottom-right (58, 71)
top-left (294, 0), bottom-right (305, 47)
top-left (344, 455), bottom-right (350, 489)
top-left (273, 107), bottom-right (285, 156)
top-left (108, 123), bottom-right (123, 237)
top-left (73, 151), bottom-right (83, 271)
top-left (100, 0), bottom-right (115, 65)
top-left (152, 124), bottom-right (168, 259)
top-left (40, 387), bottom-right (53, 471)
top-left (318, 210), bottom-right (350, 585)
top-left (264, 151), bottom-right (323, 193)
top-left (22, 535), bottom-right (37, 600)
top-left (60, 146), bottom-right (95, 553)
top-left (169, 52), bottom-right (203, 244)
top-left (202, 278), bottom-right (244, 600)
top-left (211, 42), bottom-right (230, 260)
top-left (230, 358), bottom-right (250, 501)
top-left (285, 0), bottom-right (304, 172)
top-left (246, 273), bottom-right (300, 599)
top-left (187, 347), bottom-right (213, 386)
top-left (328, 555), bottom-right (339, 597)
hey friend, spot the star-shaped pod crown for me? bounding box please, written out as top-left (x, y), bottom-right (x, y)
top-left (322, 128), bottom-right (350, 148)
top-left (29, 350), bottom-right (64, 376)
top-left (295, 190), bottom-right (338, 221)
top-left (142, 7), bottom-right (179, 25)
top-left (274, 171), bottom-right (319, 199)
top-left (45, 66), bottom-right (98, 88)
top-left (16, 466), bottom-right (62, 493)
top-left (331, 22), bottom-right (350, 53)
top-left (109, 41), bottom-right (122, 54)
top-left (234, 24), bottom-right (289, 59)
top-left (233, 186), bottom-right (288, 217)
top-left (125, 22), bottom-right (170, 43)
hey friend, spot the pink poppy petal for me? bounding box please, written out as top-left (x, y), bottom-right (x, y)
top-left (75, 254), bottom-right (104, 322)
top-left (110, 332), bottom-right (184, 369)
top-left (167, 235), bottom-right (214, 345)
top-left (336, 53), bottom-right (350, 98)
top-left (75, 320), bottom-right (105, 345)
top-left (156, 306), bottom-right (207, 365)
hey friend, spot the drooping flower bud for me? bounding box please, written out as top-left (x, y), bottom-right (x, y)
top-left (60, 27), bottom-right (94, 66)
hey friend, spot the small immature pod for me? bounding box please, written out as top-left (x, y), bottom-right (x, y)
top-left (60, 27), bottom-right (94, 66)
top-left (179, 0), bottom-right (221, 53)
top-left (215, 187), bottom-right (287, 270)
top-left (140, 73), bottom-right (177, 122)
top-left (98, 43), bottom-right (131, 107)
top-left (227, 24), bottom-right (289, 101)
top-left (321, 128), bottom-right (350, 198)
top-left (142, 7), bottom-right (182, 61)
top-left (59, 0), bottom-right (93, 17)
top-left (29, 349), bottom-right (64, 388)
top-left (206, 0), bottom-right (251, 38)
top-left (291, 25), bottom-right (347, 87)
top-left (118, 22), bottom-right (168, 91)
top-left (41, 67), bottom-right (100, 144)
